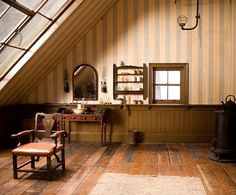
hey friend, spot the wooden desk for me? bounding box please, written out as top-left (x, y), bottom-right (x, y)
top-left (63, 113), bottom-right (106, 146)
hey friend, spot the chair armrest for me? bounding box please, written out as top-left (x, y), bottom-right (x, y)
top-left (50, 130), bottom-right (67, 147)
top-left (51, 130), bottom-right (68, 137)
top-left (11, 129), bottom-right (34, 138)
top-left (11, 130), bottom-right (34, 146)
top-left (50, 130), bottom-right (66, 139)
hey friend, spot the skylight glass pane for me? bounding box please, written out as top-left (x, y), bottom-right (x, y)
top-left (168, 86), bottom-right (180, 100)
top-left (0, 7), bottom-right (26, 42)
top-left (155, 71), bottom-right (167, 84)
top-left (16, 0), bottom-right (44, 10)
top-left (168, 71), bottom-right (180, 84)
top-left (0, 1), bottom-right (9, 15)
top-left (0, 0), bottom-right (75, 79)
top-left (0, 47), bottom-right (23, 76)
top-left (40, 0), bottom-right (68, 18)
top-left (155, 86), bottom-right (167, 100)
top-left (10, 14), bottom-right (49, 48)
top-left (8, 33), bottom-right (23, 48)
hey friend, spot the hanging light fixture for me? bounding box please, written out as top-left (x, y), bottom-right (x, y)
top-left (177, 0), bottom-right (200, 30)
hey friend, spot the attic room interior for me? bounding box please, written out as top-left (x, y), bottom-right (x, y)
top-left (0, 0), bottom-right (236, 194)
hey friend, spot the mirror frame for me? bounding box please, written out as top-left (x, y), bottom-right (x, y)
top-left (73, 64), bottom-right (98, 101)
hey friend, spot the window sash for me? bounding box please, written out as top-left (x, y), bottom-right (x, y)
top-left (154, 84), bottom-right (181, 101)
top-left (153, 70), bottom-right (181, 101)
top-left (0, 0), bottom-right (74, 80)
top-left (149, 63), bottom-right (188, 104)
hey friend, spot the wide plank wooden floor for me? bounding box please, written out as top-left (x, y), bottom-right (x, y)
top-left (1, 142), bottom-right (236, 194)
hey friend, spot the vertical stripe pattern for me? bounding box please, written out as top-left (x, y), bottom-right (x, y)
top-left (26, 0), bottom-right (235, 105)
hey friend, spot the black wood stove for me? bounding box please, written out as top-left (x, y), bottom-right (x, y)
top-left (209, 95), bottom-right (236, 162)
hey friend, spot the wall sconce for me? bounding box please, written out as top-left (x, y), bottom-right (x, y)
top-left (101, 80), bottom-right (107, 93)
top-left (177, 0), bottom-right (200, 30)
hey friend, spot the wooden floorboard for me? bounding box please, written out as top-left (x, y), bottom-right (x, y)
top-left (1, 142), bottom-right (236, 194)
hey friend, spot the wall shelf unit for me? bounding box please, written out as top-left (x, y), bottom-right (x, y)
top-left (113, 63), bottom-right (147, 102)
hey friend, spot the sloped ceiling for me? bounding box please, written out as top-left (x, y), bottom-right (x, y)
top-left (0, 0), bottom-right (118, 106)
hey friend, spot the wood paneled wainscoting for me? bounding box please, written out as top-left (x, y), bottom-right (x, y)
top-left (15, 104), bottom-right (219, 144)
top-left (107, 105), bottom-right (217, 143)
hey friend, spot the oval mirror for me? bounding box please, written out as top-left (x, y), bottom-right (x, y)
top-left (73, 64), bottom-right (98, 100)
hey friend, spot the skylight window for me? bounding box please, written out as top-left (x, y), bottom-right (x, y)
top-left (0, 0), bottom-right (75, 80)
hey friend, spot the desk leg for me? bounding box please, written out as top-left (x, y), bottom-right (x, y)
top-left (101, 123), bottom-right (103, 146)
top-left (101, 123), bottom-right (106, 146)
top-left (68, 121), bottom-right (71, 143)
top-left (104, 123), bottom-right (106, 145)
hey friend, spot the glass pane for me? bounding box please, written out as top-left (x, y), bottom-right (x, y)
top-left (0, 7), bottom-right (26, 42)
top-left (16, 0), bottom-right (44, 10)
top-left (73, 65), bottom-right (97, 100)
top-left (0, 0), bottom-right (74, 79)
top-left (0, 47), bottom-right (23, 77)
top-left (10, 14), bottom-right (49, 48)
top-left (40, 0), bottom-right (68, 18)
top-left (0, 1), bottom-right (9, 15)
top-left (8, 32), bottom-right (23, 48)
top-left (155, 71), bottom-right (167, 84)
top-left (168, 71), bottom-right (180, 84)
top-left (168, 86), bottom-right (180, 100)
top-left (155, 86), bottom-right (167, 100)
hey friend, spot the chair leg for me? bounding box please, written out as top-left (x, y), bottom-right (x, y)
top-left (47, 156), bottom-right (52, 181)
top-left (31, 156), bottom-right (35, 169)
top-left (12, 155), bottom-right (18, 179)
top-left (61, 148), bottom-right (65, 171)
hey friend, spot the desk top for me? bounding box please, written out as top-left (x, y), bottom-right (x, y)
top-left (63, 113), bottom-right (105, 122)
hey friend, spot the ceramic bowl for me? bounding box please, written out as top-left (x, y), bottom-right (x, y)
top-left (73, 109), bottom-right (84, 114)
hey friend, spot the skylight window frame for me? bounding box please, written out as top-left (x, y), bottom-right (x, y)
top-left (0, 0), bottom-right (75, 81)
top-left (1, 0), bottom-right (34, 16)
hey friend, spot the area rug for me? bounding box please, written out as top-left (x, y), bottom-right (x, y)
top-left (90, 173), bottom-right (206, 195)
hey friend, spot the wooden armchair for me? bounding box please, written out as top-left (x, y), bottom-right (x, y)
top-left (11, 113), bottom-right (66, 180)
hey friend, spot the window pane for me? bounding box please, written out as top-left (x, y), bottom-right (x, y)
top-left (0, 1), bottom-right (9, 15)
top-left (155, 71), bottom-right (167, 84)
top-left (150, 63), bottom-right (188, 104)
top-left (40, 0), bottom-right (68, 19)
top-left (0, 0), bottom-right (75, 80)
top-left (0, 47), bottom-right (23, 76)
top-left (16, 0), bottom-right (44, 10)
top-left (168, 86), bottom-right (180, 100)
top-left (0, 7), bottom-right (26, 42)
top-left (10, 14), bottom-right (49, 48)
top-left (155, 86), bottom-right (167, 100)
top-left (168, 71), bottom-right (180, 84)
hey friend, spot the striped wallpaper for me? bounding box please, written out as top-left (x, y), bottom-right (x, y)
top-left (25, 0), bottom-right (236, 104)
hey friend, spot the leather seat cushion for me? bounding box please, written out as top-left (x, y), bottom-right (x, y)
top-left (12, 143), bottom-right (63, 156)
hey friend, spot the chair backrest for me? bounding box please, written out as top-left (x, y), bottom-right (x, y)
top-left (34, 113), bottom-right (63, 142)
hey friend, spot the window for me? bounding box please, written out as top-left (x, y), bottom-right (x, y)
top-left (149, 63), bottom-right (189, 104)
top-left (0, 0), bottom-right (75, 80)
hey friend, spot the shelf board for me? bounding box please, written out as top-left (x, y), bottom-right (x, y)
top-left (116, 66), bottom-right (143, 69)
top-left (115, 81), bottom-right (143, 83)
top-left (114, 91), bottom-right (144, 94)
top-left (117, 73), bottom-right (143, 76)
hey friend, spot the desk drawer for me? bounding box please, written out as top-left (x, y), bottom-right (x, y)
top-left (63, 115), bottom-right (85, 120)
top-left (86, 115), bottom-right (101, 121)
top-left (63, 114), bottom-right (102, 121)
